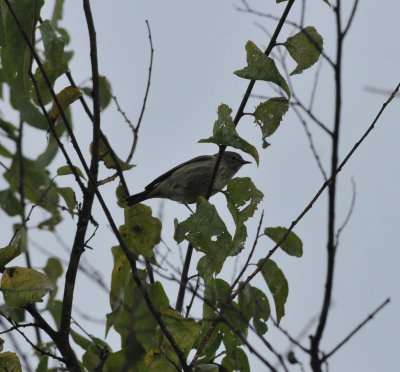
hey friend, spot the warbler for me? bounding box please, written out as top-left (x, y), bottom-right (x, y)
top-left (126, 151), bottom-right (250, 205)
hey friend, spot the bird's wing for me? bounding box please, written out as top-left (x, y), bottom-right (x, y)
top-left (144, 155), bottom-right (213, 190)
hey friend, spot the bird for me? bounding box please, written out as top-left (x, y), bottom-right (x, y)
top-left (126, 151), bottom-right (250, 205)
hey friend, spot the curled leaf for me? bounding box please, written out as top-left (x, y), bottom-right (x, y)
top-left (199, 104), bottom-right (259, 165)
top-left (234, 41), bottom-right (290, 98)
top-left (284, 26), bottom-right (323, 75)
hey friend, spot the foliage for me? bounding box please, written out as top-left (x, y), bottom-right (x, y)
top-left (0, 0), bottom-right (328, 371)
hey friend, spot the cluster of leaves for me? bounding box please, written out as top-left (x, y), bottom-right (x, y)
top-left (0, 0), bottom-right (323, 371)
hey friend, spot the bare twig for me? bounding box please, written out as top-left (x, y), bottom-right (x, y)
top-left (310, 3), bottom-right (343, 368)
top-left (292, 104), bottom-right (328, 180)
top-left (342, 0), bottom-right (360, 36)
top-left (321, 298), bottom-right (390, 362)
top-left (230, 211), bottom-right (264, 290)
top-left (185, 275), bottom-right (200, 318)
top-left (335, 177), bottom-right (356, 245)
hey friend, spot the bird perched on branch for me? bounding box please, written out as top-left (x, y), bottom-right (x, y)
top-left (126, 151), bottom-right (250, 205)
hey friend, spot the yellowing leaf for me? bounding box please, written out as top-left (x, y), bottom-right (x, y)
top-left (0, 267), bottom-right (54, 307)
top-left (0, 238), bottom-right (21, 269)
top-left (51, 86), bottom-right (82, 121)
top-left (120, 204), bottom-right (161, 264)
top-left (90, 136), bottom-right (134, 171)
top-left (56, 165), bottom-right (86, 179)
top-left (0, 352), bottom-right (22, 372)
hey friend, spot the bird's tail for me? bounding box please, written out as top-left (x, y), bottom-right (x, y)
top-left (125, 190), bottom-right (151, 205)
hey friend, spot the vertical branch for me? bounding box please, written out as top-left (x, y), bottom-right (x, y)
top-left (59, 0), bottom-right (102, 353)
top-left (310, 2), bottom-right (343, 370)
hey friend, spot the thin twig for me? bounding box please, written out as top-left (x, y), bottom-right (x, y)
top-left (321, 298), bottom-right (390, 362)
top-left (292, 104), bottom-right (328, 180)
top-left (185, 275), bottom-right (200, 318)
top-left (335, 177), bottom-right (356, 245)
top-left (310, 3), bottom-right (343, 368)
top-left (342, 0), bottom-right (360, 37)
top-left (230, 211), bottom-right (264, 290)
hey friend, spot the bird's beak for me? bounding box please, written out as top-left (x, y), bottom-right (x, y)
top-left (242, 159), bottom-right (251, 165)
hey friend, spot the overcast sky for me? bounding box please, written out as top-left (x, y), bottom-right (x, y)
top-left (2, 1), bottom-right (400, 371)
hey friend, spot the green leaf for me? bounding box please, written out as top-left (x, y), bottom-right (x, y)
top-left (174, 197), bottom-right (232, 274)
top-left (0, 118), bottom-right (17, 140)
top-left (114, 281), bottom-right (169, 350)
top-left (234, 41), bottom-right (290, 98)
top-left (265, 226), bottom-right (303, 257)
top-left (32, 60), bottom-right (68, 105)
top-left (43, 257), bottom-right (63, 284)
top-left (36, 356), bottom-right (49, 372)
top-left (92, 136), bottom-right (134, 171)
top-left (29, 21), bottom-right (68, 104)
top-left (0, 143), bottom-right (13, 158)
top-left (258, 259), bottom-right (288, 324)
top-left (0, 352), bottom-right (22, 372)
top-left (46, 299), bottom-right (62, 330)
top-left (3, 157), bottom-right (52, 203)
top-left (225, 177), bottom-right (263, 255)
top-left (40, 20), bottom-right (65, 66)
top-left (199, 104), bottom-right (259, 165)
top-left (195, 365), bottom-right (219, 372)
top-left (10, 92), bottom-right (48, 130)
top-left (56, 164), bottom-right (86, 179)
top-left (0, 304), bottom-right (25, 323)
top-left (0, 189), bottom-right (23, 216)
top-left (56, 186), bottom-right (76, 216)
top-left (221, 348), bottom-right (250, 372)
top-left (145, 352), bottom-right (176, 372)
top-left (0, 238), bottom-right (21, 269)
top-left (160, 307), bottom-right (201, 356)
top-left (70, 329), bottom-right (92, 351)
top-left (254, 97), bottom-right (289, 148)
top-left (83, 76), bottom-right (112, 110)
top-left (239, 285), bottom-right (270, 335)
top-left (284, 26), bottom-right (323, 75)
top-left (50, 0), bottom-right (65, 27)
top-left (119, 204), bottom-right (161, 264)
top-left (35, 135), bottom-right (60, 168)
top-left (0, 267), bottom-right (54, 307)
top-left (226, 177), bottom-right (263, 226)
top-left (103, 350), bottom-right (147, 372)
top-left (0, 0), bottom-right (44, 95)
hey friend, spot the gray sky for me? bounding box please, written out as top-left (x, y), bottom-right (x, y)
top-left (2, 1), bottom-right (400, 371)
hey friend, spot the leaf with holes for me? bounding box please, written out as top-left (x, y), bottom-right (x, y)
top-left (199, 104), bottom-right (259, 165)
top-left (284, 26), bottom-right (323, 75)
top-left (175, 197), bottom-right (232, 274)
top-left (234, 41), bottom-right (290, 98)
